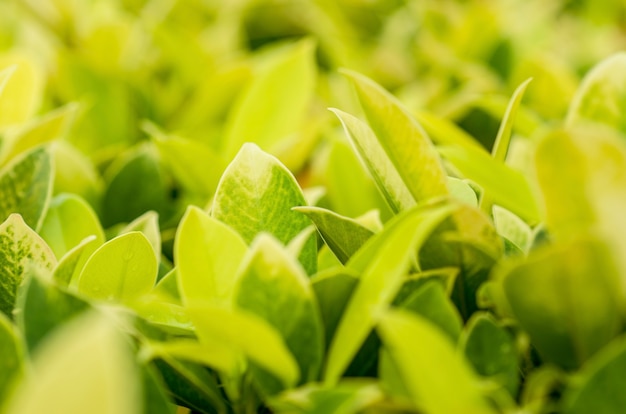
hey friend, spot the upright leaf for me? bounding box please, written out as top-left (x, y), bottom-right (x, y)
top-left (5, 312), bottom-right (142, 414)
top-left (377, 310), bottom-right (495, 414)
top-left (39, 193), bottom-right (105, 259)
top-left (50, 141), bottom-right (103, 209)
top-left (324, 203), bottom-right (454, 384)
top-left (342, 70), bottom-right (449, 203)
top-left (293, 206), bottom-right (374, 264)
top-left (0, 214), bottom-right (56, 318)
top-left (212, 143), bottom-right (316, 274)
top-left (223, 39), bottom-right (316, 158)
top-left (235, 234), bottom-right (324, 383)
top-left (0, 146), bottom-right (53, 231)
top-left (175, 206), bottom-right (247, 307)
top-left (330, 108), bottom-right (415, 212)
top-left (491, 78), bottom-right (532, 162)
top-left (0, 54), bottom-right (42, 127)
top-left (78, 232), bottom-right (158, 304)
top-left (120, 211), bottom-right (161, 262)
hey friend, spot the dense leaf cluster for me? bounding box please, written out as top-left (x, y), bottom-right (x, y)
top-left (1, 1), bottom-right (626, 413)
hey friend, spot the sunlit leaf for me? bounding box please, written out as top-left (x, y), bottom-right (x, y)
top-left (0, 312), bottom-right (23, 404)
top-left (0, 53), bottom-right (43, 127)
top-left (78, 232), bottom-right (158, 304)
top-left (0, 214), bottom-right (56, 318)
top-left (120, 211), bottom-right (161, 263)
top-left (377, 309), bottom-right (496, 414)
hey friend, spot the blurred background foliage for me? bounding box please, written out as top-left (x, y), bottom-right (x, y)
top-left (0, 0), bottom-right (624, 231)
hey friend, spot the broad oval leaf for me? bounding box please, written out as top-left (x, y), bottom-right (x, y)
top-left (187, 304), bottom-right (300, 388)
top-left (78, 232), bottom-right (158, 303)
top-left (461, 312), bottom-right (519, 397)
top-left (324, 202), bottom-right (455, 384)
top-left (5, 311), bottom-right (142, 414)
top-left (175, 206), bottom-right (247, 307)
top-left (0, 214), bottom-right (56, 318)
top-left (341, 70), bottom-right (449, 203)
top-left (330, 108), bottom-right (415, 213)
top-left (39, 193), bottom-right (105, 259)
top-left (15, 270), bottom-right (90, 353)
top-left (120, 211), bottom-right (161, 263)
top-left (377, 310), bottom-right (496, 414)
top-left (567, 52), bottom-right (626, 134)
top-left (498, 237), bottom-right (622, 369)
top-left (52, 235), bottom-right (99, 288)
top-left (235, 234), bottom-right (324, 383)
top-left (212, 143), bottom-right (316, 274)
top-left (0, 146), bottom-right (53, 231)
top-left (0, 54), bottom-right (43, 127)
top-left (293, 206), bottom-right (374, 265)
top-left (0, 312), bottom-right (24, 403)
top-left (223, 39), bottom-right (316, 158)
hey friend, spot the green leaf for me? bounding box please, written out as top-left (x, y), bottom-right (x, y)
top-left (39, 193), bottom-right (105, 259)
top-left (0, 214), bottom-right (56, 318)
top-left (52, 235), bottom-right (99, 288)
top-left (120, 211), bottom-right (161, 263)
top-left (439, 144), bottom-right (540, 223)
top-left (492, 205), bottom-right (532, 253)
top-left (223, 39), bottom-right (316, 158)
top-left (78, 232), bottom-right (158, 304)
top-left (567, 52), bottom-right (626, 134)
top-left (235, 234), bottom-right (324, 383)
top-left (342, 70), bottom-right (449, 203)
top-left (324, 202), bottom-right (455, 384)
top-left (152, 132), bottom-right (226, 200)
top-left (491, 78), bottom-right (532, 162)
top-left (15, 270), bottom-right (90, 353)
top-left (140, 363), bottom-right (176, 414)
top-left (0, 312), bottom-right (24, 405)
top-left (50, 141), bottom-right (103, 209)
top-left (175, 206), bottom-right (247, 307)
top-left (377, 309), bottom-right (496, 414)
top-left (311, 269), bottom-right (359, 353)
top-left (5, 311), bottom-right (142, 414)
top-left (563, 337), bottom-right (626, 414)
top-left (448, 177), bottom-right (478, 206)
top-left (497, 237), bottom-right (622, 369)
top-left (330, 108), bottom-right (415, 212)
top-left (415, 110), bottom-right (484, 150)
top-left (187, 304), bottom-right (300, 388)
top-left (0, 146), bottom-right (53, 231)
top-left (461, 312), bottom-right (519, 397)
top-left (294, 206), bottom-right (374, 264)
top-left (0, 54), bottom-right (43, 127)
top-left (397, 281), bottom-right (463, 342)
top-left (212, 143), bottom-right (316, 273)
top-left (0, 102), bottom-right (79, 166)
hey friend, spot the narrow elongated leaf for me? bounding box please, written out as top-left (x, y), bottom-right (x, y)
top-left (187, 304), bottom-right (300, 388)
top-left (0, 214), bottom-right (56, 318)
top-left (78, 232), bottom-right (158, 303)
top-left (293, 206), bottom-right (374, 264)
top-left (39, 193), bottom-right (105, 259)
top-left (175, 206), bottom-right (247, 307)
top-left (235, 234), bottom-right (324, 383)
top-left (0, 312), bottom-right (23, 403)
top-left (416, 111), bottom-right (484, 150)
top-left (567, 52), bottom-right (626, 134)
top-left (439, 144), bottom-right (540, 223)
top-left (377, 310), bottom-right (496, 414)
top-left (342, 70), bottom-right (449, 203)
top-left (563, 337), bottom-right (626, 414)
top-left (223, 39), bottom-right (316, 157)
top-left (15, 271), bottom-right (90, 352)
top-left (461, 312), bottom-right (519, 397)
top-left (491, 78), bottom-right (532, 162)
top-left (330, 108), bottom-right (415, 212)
top-left (212, 143), bottom-right (316, 273)
top-left (0, 146), bottom-right (53, 231)
top-left (5, 312), bottom-right (142, 414)
top-left (498, 237), bottom-right (622, 369)
top-left (324, 203), bottom-right (455, 383)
